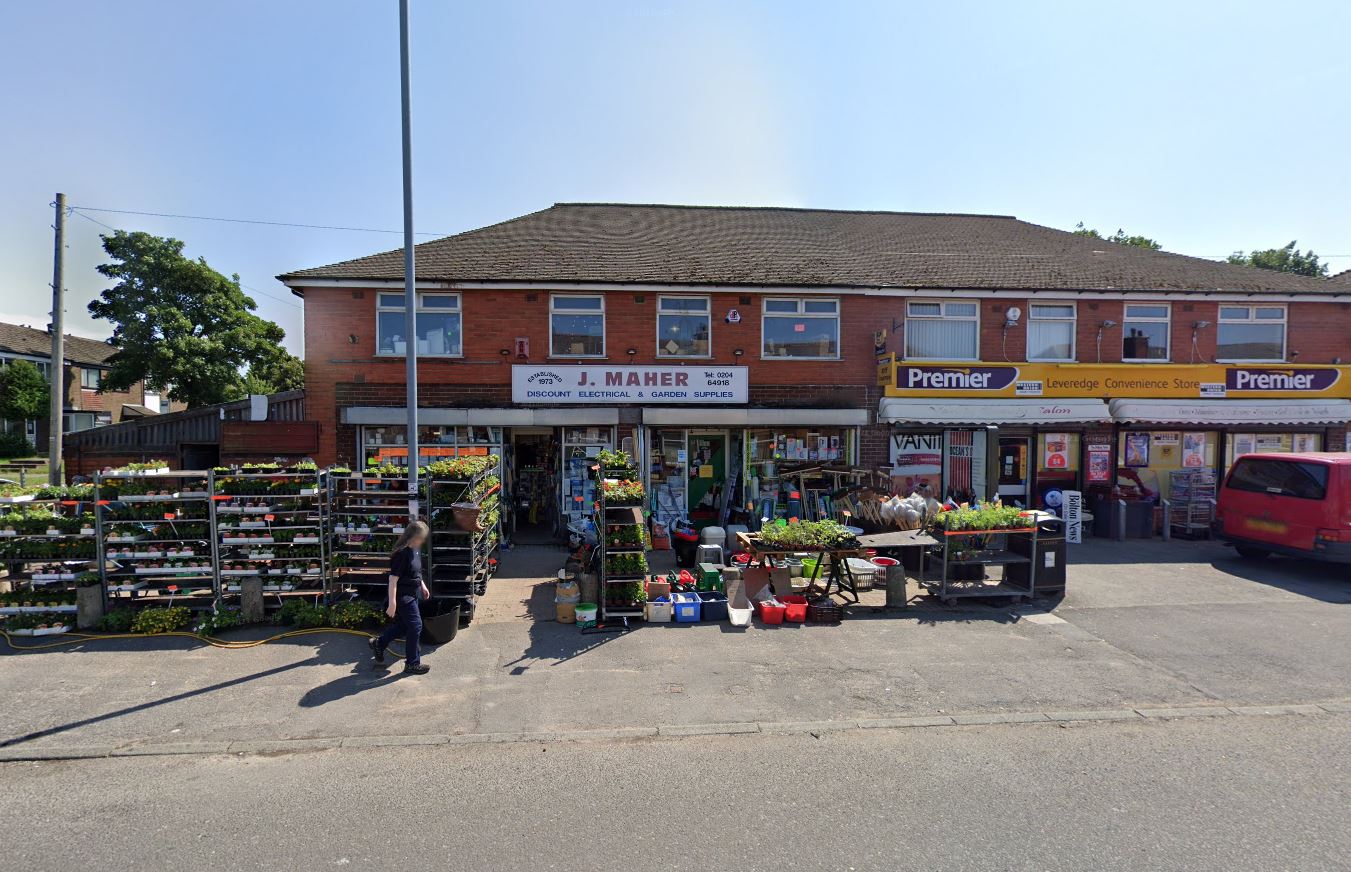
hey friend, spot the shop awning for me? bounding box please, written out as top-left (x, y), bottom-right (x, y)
top-left (641, 408), bottom-right (870, 426)
top-left (878, 398), bottom-right (1111, 425)
top-left (341, 407), bottom-right (620, 426)
top-left (1109, 398), bottom-right (1351, 426)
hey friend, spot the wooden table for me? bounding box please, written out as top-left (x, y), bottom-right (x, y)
top-left (735, 532), bottom-right (870, 604)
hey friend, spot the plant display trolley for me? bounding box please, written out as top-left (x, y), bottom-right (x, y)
top-left (735, 521), bottom-right (867, 603)
top-left (329, 468), bottom-right (416, 603)
top-left (213, 462), bottom-right (328, 609)
top-left (0, 482), bottom-right (98, 636)
top-left (920, 506), bottom-right (1038, 604)
top-left (95, 467), bottom-right (219, 611)
top-left (597, 456), bottom-right (648, 623)
top-left (426, 456), bottom-right (501, 627)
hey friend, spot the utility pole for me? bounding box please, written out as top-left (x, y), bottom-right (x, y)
top-left (49, 193), bottom-right (66, 486)
top-left (399, 0), bottom-right (419, 516)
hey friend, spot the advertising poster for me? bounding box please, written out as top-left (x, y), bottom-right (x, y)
top-left (1182, 432), bottom-right (1207, 468)
top-left (1043, 433), bottom-right (1069, 469)
top-left (890, 433), bottom-right (942, 495)
top-left (1086, 445), bottom-right (1112, 483)
top-left (1293, 433), bottom-right (1318, 453)
top-left (1233, 434), bottom-right (1256, 457)
top-left (1152, 431), bottom-right (1180, 446)
top-left (1124, 432), bottom-right (1150, 468)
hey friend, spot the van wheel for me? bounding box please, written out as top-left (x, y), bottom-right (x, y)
top-left (1235, 545), bottom-right (1270, 560)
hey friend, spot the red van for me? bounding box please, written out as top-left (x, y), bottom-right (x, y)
top-left (1215, 452), bottom-right (1351, 564)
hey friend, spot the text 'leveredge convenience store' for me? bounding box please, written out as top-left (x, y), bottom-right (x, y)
top-left (878, 358), bottom-right (1351, 523)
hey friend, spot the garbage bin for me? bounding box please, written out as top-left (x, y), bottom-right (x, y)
top-left (1006, 517), bottom-right (1067, 596)
top-left (1090, 496), bottom-right (1155, 539)
top-left (672, 526), bottom-right (700, 568)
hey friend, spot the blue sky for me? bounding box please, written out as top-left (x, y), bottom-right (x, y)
top-left (3, 0), bottom-right (1348, 355)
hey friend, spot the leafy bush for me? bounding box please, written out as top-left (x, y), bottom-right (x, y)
top-left (0, 430), bottom-right (35, 459)
top-left (930, 505), bottom-right (1026, 532)
top-left (130, 606), bottom-right (191, 634)
top-left (601, 479), bottom-right (645, 506)
top-left (194, 608), bottom-right (244, 636)
top-left (327, 600), bottom-right (383, 629)
top-left (757, 520), bottom-right (860, 551)
top-left (596, 448), bottom-right (635, 472)
top-left (97, 608), bottom-right (136, 633)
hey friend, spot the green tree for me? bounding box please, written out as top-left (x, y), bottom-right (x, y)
top-left (1073, 222), bottom-right (1162, 250)
top-left (0, 360), bottom-right (50, 421)
top-left (1225, 241), bottom-right (1328, 277)
top-left (88, 231), bottom-right (304, 407)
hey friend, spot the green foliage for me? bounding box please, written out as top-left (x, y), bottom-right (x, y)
top-left (596, 448), bottom-right (635, 471)
top-left (605, 580), bottom-right (646, 606)
top-left (601, 479), bottom-right (645, 506)
top-left (130, 606), bottom-right (191, 634)
top-left (97, 608), bottom-right (136, 633)
top-left (194, 608), bottom-right (244, 636)
top-left (426, 455), bottom-right (496, 480)
top-left (605, 551), bottom-right (649, 577)
top-left (327, 600), bottom-right (383, 629)
top-left (757, 520), bottom-right (860, 551)
top-left (1226, 241), bottom-right (1328, 277)
top-left (0, 360), bottom-right (51, 421)
top-left (88, 230), bottom-right (304, 407)
top-left (3, 612), bottom-right (74, 631)
top-left (0, 430), bottom-right (35, 459)
top-left (1072, 223), bottom-right (1161, 250)
top-left (931, 505), bottom-right (1027, 532)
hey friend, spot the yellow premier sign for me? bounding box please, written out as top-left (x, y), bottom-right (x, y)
top-left (876, 355), bottom-right (1351, 399)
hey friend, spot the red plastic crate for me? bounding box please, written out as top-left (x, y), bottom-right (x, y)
top-left (754, 600), bottom-right (786, 625)
top-left (781, 594), bottom-right (808, 623)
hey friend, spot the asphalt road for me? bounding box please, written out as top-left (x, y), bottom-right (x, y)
top-left (2, 714), bottom-right (1347, 872)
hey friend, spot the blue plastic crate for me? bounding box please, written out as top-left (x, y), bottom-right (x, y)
top-left (671, 591), bottom-right (702, 623)
top-left (697, 591), bottom-right (728, 622)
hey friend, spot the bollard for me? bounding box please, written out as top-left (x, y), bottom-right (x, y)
top-left (1116, 499), bottom-right (1127, 542)
top-left (241, 577), bottom-right (265, 624)
top-left (76, 584), bottom-right (105, 630)
top-left (1161, 499), bottom-right (1171, 541)
top-left (884, 564), bottom-right (908, 609)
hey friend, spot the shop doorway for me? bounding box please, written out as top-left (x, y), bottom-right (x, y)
top-left (510, 429), bottom-right (557, 545)
top-left (686, 430), bottom-right (727, 529)
top-left (997, 437), bottom-right (1030, 505)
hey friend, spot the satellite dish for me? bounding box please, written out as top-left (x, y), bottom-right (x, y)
top-left (1005, 306), bottom-right (1022, 322)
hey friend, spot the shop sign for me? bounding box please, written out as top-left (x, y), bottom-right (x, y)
top-left (879, 361), bottom-right (1351, 400)
top-left (512, 365), bottom-right (747, 404)
top-left (890, 432), bottom-right (942, 494)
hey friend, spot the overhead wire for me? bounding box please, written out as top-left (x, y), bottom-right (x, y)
top-left (67, 204), bottom-right (451, 236)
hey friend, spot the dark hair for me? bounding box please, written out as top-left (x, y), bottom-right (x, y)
top-left (391, 519), bottom-right (430, 554)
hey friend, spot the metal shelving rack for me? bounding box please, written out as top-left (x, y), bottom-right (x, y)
top-left (94, 469), bottom-right (219, 611)
top-left (329, 471), bottom-right (417, 602)
top-left (0, 485), bottom-right (97, 629)
top-left (597, 465), bottom-right (647, 623)
top-left (213, 467), bottom-right (328, 607)
top-left (920, 526), bottom-right (1038, 604)
top-left (426, 459), bottom-right (501, 626)
top-left (1168, 469), bottom-right (1216, 539)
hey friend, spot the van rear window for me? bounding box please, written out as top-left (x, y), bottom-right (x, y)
top-left (1227, 458), bottom-right (1329, 500)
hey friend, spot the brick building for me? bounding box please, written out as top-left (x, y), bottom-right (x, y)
top-left (0, 321), bottom-right (183, 450)
top-left (280, 204), bottom-right (1351, 538)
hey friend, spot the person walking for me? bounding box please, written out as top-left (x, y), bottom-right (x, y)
top-left (369, 520), bottom-right (431, 675)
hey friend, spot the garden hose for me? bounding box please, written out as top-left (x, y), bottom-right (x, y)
top-left (0, 627), bottom-right (405, 653)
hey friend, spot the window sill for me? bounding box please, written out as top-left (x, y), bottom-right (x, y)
top-left (1215, 358), bottom-right (1286, 364)
top-left (1026, 358), bottom-right (1076, 364)
top-left (655, 355), bottom-right (713, 361)
top-left (759, 355), bottom-right (842, 362)
top-left (547, 355), bottom-right (608, 361)
top-left (899, 356), bottom-right (979, 363)
top-left (374, 352), bottom-right (464, 359)
top-left (1121, 358), bottom-right (1172, 364)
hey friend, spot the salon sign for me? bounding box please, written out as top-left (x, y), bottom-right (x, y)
top-left (512, 365), bottom-right (748, 404)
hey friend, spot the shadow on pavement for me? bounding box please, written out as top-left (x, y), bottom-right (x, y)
top-left (1207, 554), bottom-right (1351, 604)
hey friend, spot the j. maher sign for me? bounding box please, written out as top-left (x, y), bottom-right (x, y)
top-left (877, 356), bottom-right (1349, 399)
top-left (512, 365), bottom-right (748, 404)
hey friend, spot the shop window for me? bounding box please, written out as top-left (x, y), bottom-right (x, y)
top-left (1122, 304), bottom-right (1170, 361)
top-left (550, 295), bottom-right (605, 357)
top-left (1027, 304), bottom-right (1076, 361)
top-left (1217, 305), bottom-right (1285, 361)
top-left (376, 292), bottom-right (462, 357)
top-left (656, 296), bottom-right (711, 357)
top-left (1036, 432), bottom-right (1081, 510)
top-left (762, 298), bottom-right (839, 359)
top-left (360, 425), bottom-right (501, 468)
top-left (903, 301), bottom-right (977, 360)
top-left (1227, 457), bottom-right (1328, 501)
top-left (80, 368), bottom-right (102, 390)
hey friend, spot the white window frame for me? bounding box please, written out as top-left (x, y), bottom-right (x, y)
top-left (760, 297), bottom-right (841, 361)
top-left (656, 295), bottom-right (713, 358)
top-left (375, 292), bottom-right (463, 358)
top-left (903, 299), bottom-right (980, 361)
top-left (1121, 303), bottom-right (1171, 363)
top-left (1216, 304), bottom-right (1287, 363)
top-left (549, 293), bottom-right (606, 359)
top-left (80, 367), bottom-right (102, 390)
top-left (1026, 302), bottom-right (1077, 362)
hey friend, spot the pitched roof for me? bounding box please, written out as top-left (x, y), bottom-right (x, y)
top-left (0, 322), bottom-right (117, 367)
top-left (279, 203), bottom-right (1347, 295)
top-left (1330, 268), bottom-right (1351, 288)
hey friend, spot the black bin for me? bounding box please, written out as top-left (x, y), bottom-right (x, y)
top-left (1006, 517), bottom-right (1067, 595)
top-left (673, 529), bottom-right (700, 568)
top-left (421, 603), bottom-right (462, 644)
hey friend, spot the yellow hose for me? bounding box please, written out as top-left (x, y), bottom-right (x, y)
top-left (1, 627), bottom-right (405, 652)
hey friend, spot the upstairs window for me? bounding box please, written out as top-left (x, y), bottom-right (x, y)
top-left (1217, 305), bottom-right (1285, 361)
top-left (657, 296), bottom-right (711, 357)
top-left (904, 301), bottom-right (978, 360)
top-left (550, 294), bottom-right (605, 357)
top-left (1122, 304), bottom-right (1170, 361)
top-left (1027, 303), bottom-right (1076, 361)
top-left (80, 368), bottom-right (102, 389)
top-left (376, 292), bottom-right (462, 356)
top-left (762, 298), bottom-right (839, 359)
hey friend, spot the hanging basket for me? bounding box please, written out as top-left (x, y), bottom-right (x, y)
top-left (451, 502), bottom-right (485, 532)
